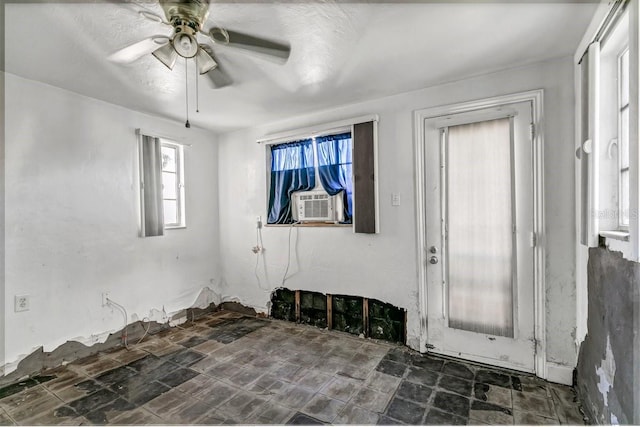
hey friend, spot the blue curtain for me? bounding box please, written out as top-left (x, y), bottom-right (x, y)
top-left (267, 139), bottom-right (316, 224)
top-left (317, 132), bottom-right (353, 223)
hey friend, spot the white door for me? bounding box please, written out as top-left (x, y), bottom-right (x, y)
top-left (424, 101), bottom-right (535, 373)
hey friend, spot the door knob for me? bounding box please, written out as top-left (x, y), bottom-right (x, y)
top-left (429, 256), bottom-right (439, 264)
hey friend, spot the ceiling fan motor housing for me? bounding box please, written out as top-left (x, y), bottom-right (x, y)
top-left (159, 0), bottom-right (210, 59)
top-left (160, 0), bottom-right (210, 31)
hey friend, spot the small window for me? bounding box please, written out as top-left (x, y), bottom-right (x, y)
top-left (139, 134), bottom-right (186, 237)
top-left (161, 142), bottom-right (186, 228)
top-left (267, 133), bottom-right (353, 225)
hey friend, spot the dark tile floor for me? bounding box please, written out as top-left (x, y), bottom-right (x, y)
top-left (0, 311), bottom-right (588, 425)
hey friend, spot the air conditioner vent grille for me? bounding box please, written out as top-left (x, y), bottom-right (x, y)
top-left (300, 194), bottom-right (328, 201)
top-left (304, 199), bottom-right (329, 218)
top-left (293, 190), bottom-right (342, 222)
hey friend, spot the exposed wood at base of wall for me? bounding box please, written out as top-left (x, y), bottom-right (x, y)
top-left (327, 294), bottom-right (333, 329)
top-left (363, 298), bottom-right (370, 336)
top-left (271, 288), bottom-right (406, 344)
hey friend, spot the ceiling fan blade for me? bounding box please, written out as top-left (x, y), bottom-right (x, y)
top-left (138, 10), bottom-right (171, 26)
top-left (102, 0), bottom-right (172, 26)
top-left (199, 45), bottom-right (233, 88)
top-left (205, 67), bottom-right (233, 89)
top-left (208, 27), bottom-right (291, 62)
top-left (108, 36), bottom-right (170, 64)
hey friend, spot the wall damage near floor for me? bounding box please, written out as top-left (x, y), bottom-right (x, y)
top-left (576, 247), bottom-right (639, 424)
top-left (0, 298), bottom-right (228, 388)
top-left (271, 288), bottom-right (406, 344)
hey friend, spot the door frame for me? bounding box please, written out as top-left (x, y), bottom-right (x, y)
top-left (413, 89), bottom-right (547, 378)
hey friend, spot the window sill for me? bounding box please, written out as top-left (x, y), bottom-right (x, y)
top-left (266, 222), bottom-right (352, 228)
top-left (600, 230), bottom-right (630, 241)
top-left (165, 225), bottom-right (186, 230)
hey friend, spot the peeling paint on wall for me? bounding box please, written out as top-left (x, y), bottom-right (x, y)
top-left (192, 287), bottom-right (221, 309)
top-left (577, 247), bottom-right (638, 424)
top-left (595, 335), bottom-right (616, 406)
top-left (1, 288), bottom-right (222, 383)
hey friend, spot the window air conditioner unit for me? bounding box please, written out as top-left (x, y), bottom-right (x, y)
top-left (293, 190), bottom-right (344, 223)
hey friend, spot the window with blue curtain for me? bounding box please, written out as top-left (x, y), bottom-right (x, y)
top-left (267, 139), bottom-right (316, 224)
top-left (317, 132), bottom-right (353, 223)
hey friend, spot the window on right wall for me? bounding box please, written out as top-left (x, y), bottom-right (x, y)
top-left (598, 10), bottom-right (629, 235)
top-left (618, 47), bottom-right (630, 228)
top-left (579, 3), bottom-right (631, 245)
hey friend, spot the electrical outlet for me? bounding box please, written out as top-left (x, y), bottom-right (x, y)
top-left (15, 295), bottom-right (29, 312)
top-left (102, 292), bottom-right (109, 307)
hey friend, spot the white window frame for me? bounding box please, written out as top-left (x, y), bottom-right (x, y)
top-left (618, 47), bottom-right (630, 229)
top-left (575, 0), bottom-right (638, 259)
top-left (160, 140), bottom-right (186, 229)
top-left (595, 21), bottom-right (628, 235)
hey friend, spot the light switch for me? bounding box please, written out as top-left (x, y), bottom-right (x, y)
top-left (392, 193), bottom-right (401, 206)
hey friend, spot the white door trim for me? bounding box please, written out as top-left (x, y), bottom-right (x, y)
top-left (413, 89), bottom-right (547, 378)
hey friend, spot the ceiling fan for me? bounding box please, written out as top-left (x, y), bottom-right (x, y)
top-left (108, 0), bottom-right (291, 88)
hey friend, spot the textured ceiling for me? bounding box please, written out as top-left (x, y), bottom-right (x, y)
top-left (5, 1), bottom-right (598, 134)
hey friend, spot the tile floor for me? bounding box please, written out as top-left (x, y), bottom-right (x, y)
top-left (0, 311), bottom-right (588, 425)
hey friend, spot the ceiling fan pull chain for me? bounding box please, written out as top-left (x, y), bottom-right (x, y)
top-left (185, 57), bottom-right (191, 128)
top-left (195, 61), bottom-right (200, 113)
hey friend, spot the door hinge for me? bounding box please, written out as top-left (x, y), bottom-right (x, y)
top-left (530, 232), bottom-right (537, 247)
top-left (530, 123), bottom-right (536, 140)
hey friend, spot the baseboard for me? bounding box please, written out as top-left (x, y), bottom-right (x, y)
top-left (546, 362), bottom-right (574, 385)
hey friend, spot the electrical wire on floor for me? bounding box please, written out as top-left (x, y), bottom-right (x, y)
top-left (105, 297), bottom-right (129, 350)
top-left (173, 308), bottom-right (199, 330)
top-left (135, 317), bottom-right (152, 345)
top-left (281, 221), bottom-right (299, 286)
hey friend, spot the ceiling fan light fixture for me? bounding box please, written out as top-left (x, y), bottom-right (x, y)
top-left (196, 47), bottom-right (218, 74)
top-left (173, 33), bottom-right (198, 58)
top-left (152, 43), bottom-right (178, 70)
top-left (209, 27), bottom-right (230, 45)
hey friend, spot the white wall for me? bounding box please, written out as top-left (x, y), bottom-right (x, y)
top-left (4, 74), bottom-right (221, 370)
top-left (217, 57), bottom-right (578, 370)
